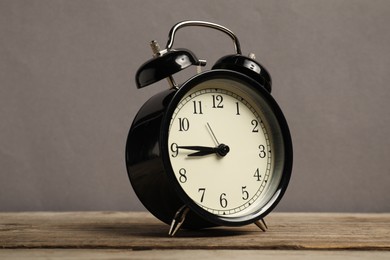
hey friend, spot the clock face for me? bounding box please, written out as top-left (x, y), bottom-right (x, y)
top-left (164, 73), bottom-right (288, 220)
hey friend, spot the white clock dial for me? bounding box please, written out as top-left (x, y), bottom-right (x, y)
top-left (168, 79), bottom-right (275, 217)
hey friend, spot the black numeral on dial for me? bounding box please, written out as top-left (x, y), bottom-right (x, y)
top-left (251, 119), bottom-right (259, 132)
top-left (235, 102), bottom-right (240, 115)
top-left (212, 95), bottom-right (224, 108)
top-left (219, 193), bottom-right (228, 208)
top-left (193, 100), bottom-right (203, 114)
top-left (178, 117), bottom-right (190, 131)
top-left (242, 186), bottom-right (249, 200)
top-left (198, 188), bottom-right (206, 202)
top-left (178, 168), bottom-right (187, 183)
top-left (170, 143), bottom-right (178, 157)
top-left (259, 145), bottom-right (266, 158)
top-left (254, 168), bottom-right (261, 181)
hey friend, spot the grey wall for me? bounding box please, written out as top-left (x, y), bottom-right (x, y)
top-left (1, 0), bottom-right (389, 212)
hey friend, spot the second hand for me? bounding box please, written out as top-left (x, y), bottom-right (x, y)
top-left (206, 122), bottom-right (220, 146)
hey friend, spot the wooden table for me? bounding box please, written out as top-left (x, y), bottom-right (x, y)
top-left (0, 212), bottom-right (389, 259)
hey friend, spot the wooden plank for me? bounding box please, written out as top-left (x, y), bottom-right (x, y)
top-left (0, 212), bottom-right (389, 250)
top-left (0, 249), bottom-right (390, 260)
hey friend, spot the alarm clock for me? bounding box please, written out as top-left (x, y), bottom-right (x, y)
top-left (126, 20), bottom-right (293, 236)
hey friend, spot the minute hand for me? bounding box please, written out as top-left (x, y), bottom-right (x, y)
top-left (178, 144), bottom-right (230, 157)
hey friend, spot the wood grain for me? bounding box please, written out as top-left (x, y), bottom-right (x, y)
top-left (1, 249), bottom-right (390, 260)
top-left (0, 212), bottom-right (389, 250)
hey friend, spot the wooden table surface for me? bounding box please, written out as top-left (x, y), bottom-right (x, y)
top-left (0, 212), bottom-right (389, 259)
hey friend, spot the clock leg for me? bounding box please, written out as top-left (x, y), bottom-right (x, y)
top-left (254, 218), bottom-right (268, 232)
top-left (168, 205), bottom-right (190, 236)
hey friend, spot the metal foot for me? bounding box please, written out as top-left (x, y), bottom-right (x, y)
top-left (168, 205), bottom-right (190, 236)
top-left (254, 218), bottom-right (268, 232)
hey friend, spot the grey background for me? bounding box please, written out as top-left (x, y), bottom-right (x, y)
top-left (1, 0), bottom-right (389, 212)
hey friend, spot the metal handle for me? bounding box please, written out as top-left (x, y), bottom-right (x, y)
top-left (165, 20), bottom-right (242, 54)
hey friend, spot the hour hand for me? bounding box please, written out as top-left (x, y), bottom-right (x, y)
top-left (187, 149), bottom-right (217, 157)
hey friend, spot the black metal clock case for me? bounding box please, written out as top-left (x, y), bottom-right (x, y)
top-left (125, 21), bottom-right (293, 236)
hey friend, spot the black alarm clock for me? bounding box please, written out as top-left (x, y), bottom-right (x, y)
top-left (126, 20), bottom-right (292, 236)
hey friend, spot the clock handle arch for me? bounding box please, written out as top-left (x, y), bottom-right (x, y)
top-left (165, 20), bottom-right (242, 55)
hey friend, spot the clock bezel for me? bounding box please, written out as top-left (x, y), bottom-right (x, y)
top-left (160, 69), bottom-right (293, 226)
